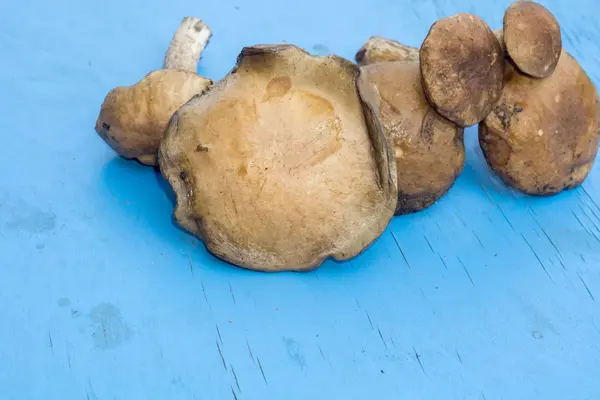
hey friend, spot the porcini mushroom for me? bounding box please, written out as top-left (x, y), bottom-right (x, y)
top-left (503, 1), bottom-right (561, 78)
top-left (479, 50), bottom-right (599, 195)
top-left (355, 36), bottom-right (420, 65)
top-left (493, 29), bottom-right (506, 53)
top-left (420, 13), bottom-right (504, 127)
top-left (357, 61), bottom-right (465, 214)
top-left (95, 17), bottom-right (214, 166)
top-left (158, 44), bottom-right (397, 272)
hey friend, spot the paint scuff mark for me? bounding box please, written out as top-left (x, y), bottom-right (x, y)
top-left (378, 326), bottom-right (388, 350)
top-left (577, 272), bottom-right (595, 302)
top-left (521, 234), bottom-right (553, 282)
top-left (413, 346), bottom-right (426, 376)
top-left (216, 340), bottom-right (227, 371)
top-left (457, 256), bottom-right (475, 287)
top-left (229, 283), bottom-right (237, 305)
top-left (257, 357), bottom-right (268, 384)
top-left (391, 232), bottom-right (411, 269)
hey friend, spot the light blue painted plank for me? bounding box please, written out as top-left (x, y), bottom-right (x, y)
top-left (1, 0), bottom-right (599, 399)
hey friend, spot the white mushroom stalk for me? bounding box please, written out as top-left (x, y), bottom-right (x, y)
top-left (164, 16), bottom-right (212, 73)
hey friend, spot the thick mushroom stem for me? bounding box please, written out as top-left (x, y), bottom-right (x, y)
top-left (163, 16), bottom-right (212, 72)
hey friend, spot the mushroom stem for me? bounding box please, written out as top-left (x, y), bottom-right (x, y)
top-left (163, 16), bottom-right (212, 72)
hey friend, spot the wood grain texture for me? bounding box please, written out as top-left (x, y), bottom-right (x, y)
top-left (0, 0), bottom-right (599, 399)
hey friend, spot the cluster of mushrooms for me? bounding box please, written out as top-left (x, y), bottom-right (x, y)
top-left (95, 1), bottom-right (599, 272)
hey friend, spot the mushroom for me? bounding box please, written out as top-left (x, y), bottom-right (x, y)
top-left (158, 44), bottom-right (398, 272)
top-left (493, 29), bottom-right (506, 53)
top-left (357, 61), bottom-right (465, 214)
top-left (95, 17), bottom-right (214, 166)
top-left (479, 50), bottom-right (599, 195)
top-left (503, 1), bottom-right (561, 78)
top-left (420, 13), bottom-right (504, 127)
top-left (355, 36), bottom-right (420, 65)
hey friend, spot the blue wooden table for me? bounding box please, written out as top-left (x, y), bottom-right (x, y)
top-left (1, 0), bottom-right (599, 398)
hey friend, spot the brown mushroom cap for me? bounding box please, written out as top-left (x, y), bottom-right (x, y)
top-left (503, 1), bottom-right (561, 78)
top-left (479, 50), bottom-right (599, 195)
top-left (95, 70), bottom-right (212, 165)
top-left (420, 13), bottom-right (504, 127)
top-left (355, 36), bottom-right (420, 65)
top-left (357, 61), bottom-right (465, 214)
top-left (158, 44), bottom-right (397, 272)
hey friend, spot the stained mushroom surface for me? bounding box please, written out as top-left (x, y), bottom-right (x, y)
top-left (420, 13), bottom-right (504, 127)
top-left (358, 61), bottom-right (465, 214)
top-left (479, 51), bottom-right (599, 195)
top-left (159, 44), bottom-right (397, 272)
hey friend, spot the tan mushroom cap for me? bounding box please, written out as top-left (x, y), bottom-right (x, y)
top-left (357, 61), bottom-right (465, 214)
top-left (503, 1), bottom-right (561, 78)
top-left (355, 36), bottom-right (420, 65)
top-left (95, 16), bottom-right (213, 166)
top-left (479, 50), bottom-right (599, 195)
top-left (95, 70), bottom-right (212, 166)
top-left (159, 44), bottom-right (397, 272)
top-left (420, 13), bottom-right (504, 127)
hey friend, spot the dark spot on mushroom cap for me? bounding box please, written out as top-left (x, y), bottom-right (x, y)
top-left (355, 48), bottom-right (367, 64)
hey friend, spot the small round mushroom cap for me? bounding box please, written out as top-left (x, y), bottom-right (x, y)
top-left (357, 61), bottom-right (465, 214)
top-left (503, 1), bottom-right (561, 78)
top-left (479, 51), bottom-right (599, 195)
top-left (95, 70), bottom-right (212, 165)
top-left (95, 16), bottom-right (213, 166)
top-left (159, 44), bottom-right (398, 272)
top-left (355, 37), bottom-right (420, 65)
top-left (420, 13), bottom-right (504, 127)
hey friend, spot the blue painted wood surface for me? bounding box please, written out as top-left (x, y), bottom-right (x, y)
top-left (1, 0), bottom-right (600, 398)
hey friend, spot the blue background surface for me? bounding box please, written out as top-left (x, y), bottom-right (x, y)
top-left (1, 0), bottom-right (600, 398)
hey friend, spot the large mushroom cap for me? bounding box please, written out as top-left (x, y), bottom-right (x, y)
top-left (420, 13), bottom-right (504, 127)
top-left (479, 50), bottom-right (599, 195)
top-left (357, 61), bottom-right (465, 214)
top-left (159, 44), bottom-right (397, 272)
top-left (355, 36), bottom-right (420, 65)
top-left (95, 70), bottom-right (212, 165)
top-left (503, 1), bottom-right (561, 78)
